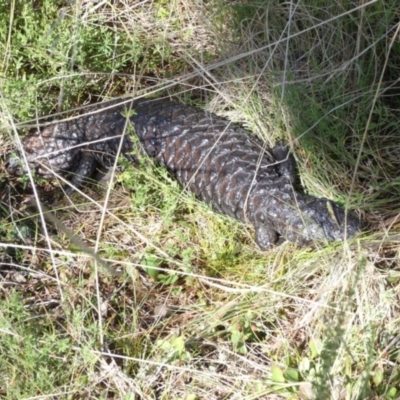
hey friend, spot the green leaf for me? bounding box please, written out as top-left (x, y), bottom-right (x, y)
top-left (158, 273), bottom-right (179, 285)
top-left (271, 365), bottom-right (285, 383)
top-left (172, 336), bottom-right (185, 355)
top-left (387, 387), bottom-right (398, 399)
top-left (231, 331), bottom-right (241, 346)
top-left (372, 367), bottom-right (384, 386)
top-left (299, 357), bottom-right (310, 373)
top-left (285, 368), bottom-right (299, 382)
top-left (156, 339), bottom-right (172, 351)
top-left (309, 339), bottom-right (321, 359)
top-left (142, 254), bottom-right (162, 279)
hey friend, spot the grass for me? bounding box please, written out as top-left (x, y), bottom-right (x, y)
top-left (1, 0), bottom-right (400, 399)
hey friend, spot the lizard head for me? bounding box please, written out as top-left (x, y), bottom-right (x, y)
top-left (282, 197), bottom-right (361, 246)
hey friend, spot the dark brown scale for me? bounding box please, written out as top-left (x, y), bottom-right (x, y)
top-left (9, 98), bottom-right (360, 249)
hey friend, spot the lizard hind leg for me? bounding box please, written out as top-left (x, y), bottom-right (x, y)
top-left (65, 151), bottom-right (98, 194)
top-left (253, 222), bottom-right (279, 251)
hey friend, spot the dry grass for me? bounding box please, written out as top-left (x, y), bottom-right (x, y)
top-left (1, 0), bottom-right (400, 399)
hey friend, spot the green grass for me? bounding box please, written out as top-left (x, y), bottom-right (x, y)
top-left (1, 0), bottom-right (400, 399)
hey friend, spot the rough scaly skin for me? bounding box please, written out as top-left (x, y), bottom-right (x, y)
top-left (9, 98), bottom-right (360, 249)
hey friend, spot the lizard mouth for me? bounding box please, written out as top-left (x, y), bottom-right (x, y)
top-left (322, 200), bottom-right (360, 242)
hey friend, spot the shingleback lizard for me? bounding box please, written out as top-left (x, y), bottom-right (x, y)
top-left (8, 97), bottom-right (360, 250)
